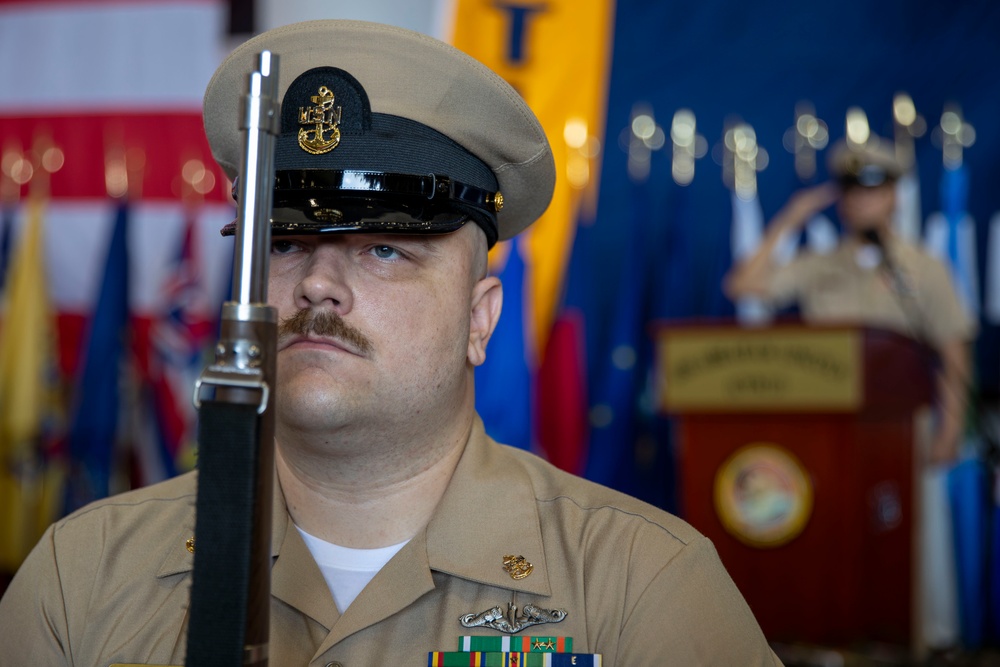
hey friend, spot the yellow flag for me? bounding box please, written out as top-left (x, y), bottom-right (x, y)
top-left (449, 0), bottom-right (616, 353)
top-left (0, 199), bottom-right (62, 571)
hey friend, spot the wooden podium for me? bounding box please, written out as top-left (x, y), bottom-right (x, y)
top-left (656, 323), bottom-right (935, 648)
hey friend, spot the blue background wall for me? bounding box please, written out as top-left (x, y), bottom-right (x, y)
top-left (591, 0), bottom-right (1000, 388)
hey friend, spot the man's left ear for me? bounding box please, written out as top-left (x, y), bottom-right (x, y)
top-left (468, 276), bottom-right (503, 366)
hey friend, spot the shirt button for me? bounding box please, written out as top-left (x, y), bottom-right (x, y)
top-left (325, 663), bottom-right (344, 667)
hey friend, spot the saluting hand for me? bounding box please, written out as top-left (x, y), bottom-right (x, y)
top-left (774, 183), bottom-right (840, 233)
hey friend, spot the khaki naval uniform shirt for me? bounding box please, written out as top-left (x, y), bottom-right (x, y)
top-left (766, 238), bottom-right (976, 346)
top-left (0, 419), bottom-right (779, 666)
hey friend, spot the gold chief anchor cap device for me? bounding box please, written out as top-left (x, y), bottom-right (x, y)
top-left (203, 19), bottom-right (556, 248)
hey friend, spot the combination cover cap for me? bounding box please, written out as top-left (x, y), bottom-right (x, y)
top-left (203, 20), bottom-right (556, 247)
top-left (827, 138), bottom-right (903, 188)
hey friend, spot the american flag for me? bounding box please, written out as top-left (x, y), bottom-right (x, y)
top-left (0, 0), bottom-right (235, 496)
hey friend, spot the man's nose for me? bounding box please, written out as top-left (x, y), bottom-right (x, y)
top-left (293, 244), bottom-right (353, 314)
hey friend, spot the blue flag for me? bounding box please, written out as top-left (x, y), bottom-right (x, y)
top-left (582, 182), bottom-right (651, 493)
top-left (0, 205), bottom-right (13, 293)
top-left (945, 164), bottom-right (978, 316)
top-left (927, 164), bottom-right (978, 318)
top-left (655, 182), bottom-right (696, 320)
top-left (65, 202), bottom-right (129, 511)
top-left (636, 181), bottom-right (702, 513)
top-left (475, 237), bottom-right (532, 450)
top-left (948, 458), bottom-right (991, 649)
top-left (988, 475), bottom-right (1000, 644)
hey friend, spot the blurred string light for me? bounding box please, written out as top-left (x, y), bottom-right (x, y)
top-left (619, 103), bottom-right (664, 183)
top-left (563, 116), bottom-right (601, 190)
top-left (893, 92), bottom-right (926, 138)
top-left (24, 132), bottom-right (63, 198)
top-left (719, 120), bottom-right (767, 201)
top-left (181, 157), bottom-right (217, 197)
top-left (2, 142), bottom-right (33, 194)
top-left (105, 147), bottom-right (128, 199)
top-left (782, 102), bottom-right (828, 181)
top-left (893, 94), bottom-right (917, 127)
top-left (670, 109), bottom-right (707, 186)
top-left (632, 111), bottom-right (665, 149)
top-left (40, 145), bottom-right (65, 175)
top-left (933, 103), bottom-right (975, 169)
top-left (105, 145), bottom-right (145, 199)
top-left (893, 92), bottom-right (925, 171)
top-left (845, 106), bottom-right (871, 148)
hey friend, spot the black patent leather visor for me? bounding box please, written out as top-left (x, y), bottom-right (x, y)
top-left (221, 169), bottom-right (502, 247)
top-left (839, 164), bottom-right (895, 189)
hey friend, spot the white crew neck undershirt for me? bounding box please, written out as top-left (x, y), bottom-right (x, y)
top-left (295, 525), bottom-right (410, 613)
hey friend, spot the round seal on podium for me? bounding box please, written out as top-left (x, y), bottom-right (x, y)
top-left (713, 443), bottom-right (813, 548)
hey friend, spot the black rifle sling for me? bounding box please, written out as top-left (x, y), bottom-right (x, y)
top-left (186, 399), bottom-right (263, 666)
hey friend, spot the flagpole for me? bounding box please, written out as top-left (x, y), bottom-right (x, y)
top-left (892, 93), bottom-right (924, 245)
top-left (725, 119), bottom-right (771, 325)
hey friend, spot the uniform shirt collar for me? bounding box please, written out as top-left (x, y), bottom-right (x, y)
top-left (424, 416), bottom-right (551, 597)
top-left (157, 416), bottom-right (552, 600)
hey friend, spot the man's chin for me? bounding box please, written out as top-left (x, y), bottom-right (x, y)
top-left (276, 376), bottom-right (358, 417)
top-left (276, 397), bottom-right (356, 432)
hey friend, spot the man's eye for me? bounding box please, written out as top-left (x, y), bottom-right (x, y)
top-left (370, 245), bottom-right (401, 260)
top-left (271, 240), bottom-right (298, 254)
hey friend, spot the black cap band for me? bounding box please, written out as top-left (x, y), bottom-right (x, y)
top-left (222, 65), bottom-right (503, 247)
top-left (223, 170), bottom-right (501, 245)
top-left (839, 163), bottom-right (896, 189)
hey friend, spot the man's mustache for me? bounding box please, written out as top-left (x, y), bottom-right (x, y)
top-left (277, 309), bottom-right (374, 356)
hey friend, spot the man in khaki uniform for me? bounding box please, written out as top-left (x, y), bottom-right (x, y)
top-left (725, 139), bottom-right (976, 465)
top-left (0, 20), bottom-right (779, 666)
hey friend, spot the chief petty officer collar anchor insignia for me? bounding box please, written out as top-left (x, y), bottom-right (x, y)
top-left (298, 85), bottom-right (342, 154)
top-left (458, 554), bottom-right (567, 634)
top-left (503, 554), bottom-right (533, 580)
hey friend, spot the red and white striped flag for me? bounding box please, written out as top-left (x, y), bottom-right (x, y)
top-left (1, 0), bottom-right (235, 499)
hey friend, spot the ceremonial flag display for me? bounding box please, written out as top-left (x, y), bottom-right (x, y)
top-left (450, 0), bottom-right (616, 352)
top-left (0, 206), bottom-right (13, 292)
top-left (920, 467), bottom-right (960, 647)
top-left (64, 202), bottom-right (130, 511)
top-left (948, 458), bottom-right (992, 649)
top-left (474, 238), bottom-right (533, 451)
top-left (0, 198), bottom-right (62, 571)
top-left (451, 0), bottom-right (616, 457)
top-left (0, 4), bottom-right (233, 557)
top-left (131, 208), bottom-right (219, 483)
top-left (537, 227), bottom-right (592, 476)
top-left (925, 163), bottom-right (979, 318)
top-left (894, 168), bottom-right (923, 245)
top-left (581, 180), bottom-right (649, 490)
top-left (729, 190), bottom-right (769, 324)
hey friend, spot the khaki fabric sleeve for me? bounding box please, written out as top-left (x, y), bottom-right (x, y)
top-left (917, 256), bottom-right (978, 347)
top-left (0, 525), bottom-right (71, 665)
top-left (617, 535), bottom-right (782, 666)
top-left (763, 257), bottom-right (809, 309)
